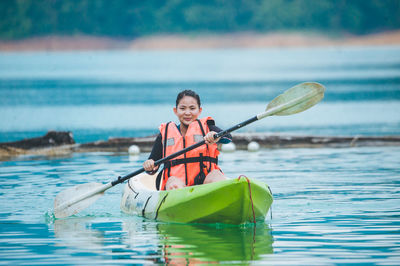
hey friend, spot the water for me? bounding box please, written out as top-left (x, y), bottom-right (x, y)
top-left (1, 46), bottom-right (400, 264)
top-left (1, 46), bottom-right (400, 142)
top-left (1, 148), bottom-right (399, 264)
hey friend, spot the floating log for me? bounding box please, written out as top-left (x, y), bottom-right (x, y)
top-left (77, 133), bottom-right (400, 152)
top-left (78, 136), bottom-right (156, 153)
top-left (1, 131), bottom-right (75, 149)
top-left (1, 131), bottom-right (400, 160)
top-left (230, 133), bottom-right (400, 149)
top-left (0, 131), bottom-right (76, 159)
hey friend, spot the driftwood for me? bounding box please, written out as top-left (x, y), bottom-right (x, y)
top-left (77, 133), bottom-right (400, 152)
top-left (0, 131), bottom-right (76, 159)
top-left (1, 131), bottom-right (75, 149)
top-left (231, 133), bottom-right (400, 149)
top-left (78, 136), bottom-right (156, 153)
top-left (1, 131), bottom-right (400, 160)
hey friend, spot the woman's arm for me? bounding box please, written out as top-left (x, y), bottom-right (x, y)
top-left (208, 123), bottom-right (232, 144)
top-left (148, 133), bottom-right (163, 161)
top-left (143, 134), bottom-right (163, 174)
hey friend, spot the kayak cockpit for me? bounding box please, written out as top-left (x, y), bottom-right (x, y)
top-left (138, 173), bottom-right (157, 190)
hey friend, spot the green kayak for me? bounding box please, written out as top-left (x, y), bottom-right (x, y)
top-left (120, 173), bottom-right (273, 225)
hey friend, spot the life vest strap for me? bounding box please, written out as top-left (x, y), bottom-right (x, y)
top-left (164, 156), bottom-right (218, 168)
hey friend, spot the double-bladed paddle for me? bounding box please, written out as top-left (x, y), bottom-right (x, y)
top-left (54, 82), bottom-right (325, 218)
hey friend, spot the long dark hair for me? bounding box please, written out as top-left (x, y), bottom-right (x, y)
top-left (176, 90), bottom-right (201, 107)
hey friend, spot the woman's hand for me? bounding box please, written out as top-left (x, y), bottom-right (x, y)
top-left (143, 159), bottom-right (158, 173)
top-left (204, 131), bottom-right (220, 144)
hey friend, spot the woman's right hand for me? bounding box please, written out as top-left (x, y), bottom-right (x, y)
top-left (143, 159), bottom-right (157, 172)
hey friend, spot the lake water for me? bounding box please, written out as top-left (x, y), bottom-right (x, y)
top-left (1, 46), bottom-right (400, 264)
top-left (1, 46), bottom-right (400, 142)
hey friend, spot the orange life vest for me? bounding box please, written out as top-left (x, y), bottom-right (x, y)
top-left (158, 117), bottom-right (221, 190)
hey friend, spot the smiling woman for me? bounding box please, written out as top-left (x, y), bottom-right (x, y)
top-left (143, 89), bottom-right (232, 190)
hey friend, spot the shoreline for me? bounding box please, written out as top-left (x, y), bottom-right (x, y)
top-left (1, 31), bottom-right (400, 51)
top-left (1, 131), bottom-right (400, 161)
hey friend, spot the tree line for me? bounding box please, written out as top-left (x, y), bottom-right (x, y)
top-left (1, 0), bottom-right (400, 40)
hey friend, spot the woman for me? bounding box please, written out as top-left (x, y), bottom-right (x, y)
top-left (143, 90), bottom-right (232, 190)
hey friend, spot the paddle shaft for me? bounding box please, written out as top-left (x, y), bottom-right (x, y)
top-left (110, 115), bottom-right (258, 186)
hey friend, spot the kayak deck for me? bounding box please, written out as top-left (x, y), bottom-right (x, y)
top-left (120, 173), bottom-right (273, 225)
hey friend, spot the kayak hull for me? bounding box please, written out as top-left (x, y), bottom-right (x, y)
top-left (120, 173), bottom-right (273, 225)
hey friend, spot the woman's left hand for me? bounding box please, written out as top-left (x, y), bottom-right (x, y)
top-left (204, 131), bottom-right (220, 144)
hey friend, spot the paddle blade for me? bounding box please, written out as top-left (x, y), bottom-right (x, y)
top-left (54, 182), bottom-right (105, 218)
top-left (266, 82), bottom-right (325, 116)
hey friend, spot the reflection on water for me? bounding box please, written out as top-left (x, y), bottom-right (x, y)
top-left (155, 223), bottom-right (273, 263)
top-left (54, 218), bottom-right (105, 250)
top-left (52, 218), bottom-right (273, 264)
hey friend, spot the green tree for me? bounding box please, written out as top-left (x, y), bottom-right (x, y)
top-left (1, 0), bottom-right (399, 39)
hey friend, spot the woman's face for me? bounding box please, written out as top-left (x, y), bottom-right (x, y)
top-left (173, 96), bottom-right (202, 127)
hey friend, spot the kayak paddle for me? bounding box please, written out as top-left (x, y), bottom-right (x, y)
top-left (54, 82), bottom-right (325, 218)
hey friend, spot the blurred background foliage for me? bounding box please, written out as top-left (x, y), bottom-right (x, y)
top-left (1, 0), bottom-right (400, 40)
